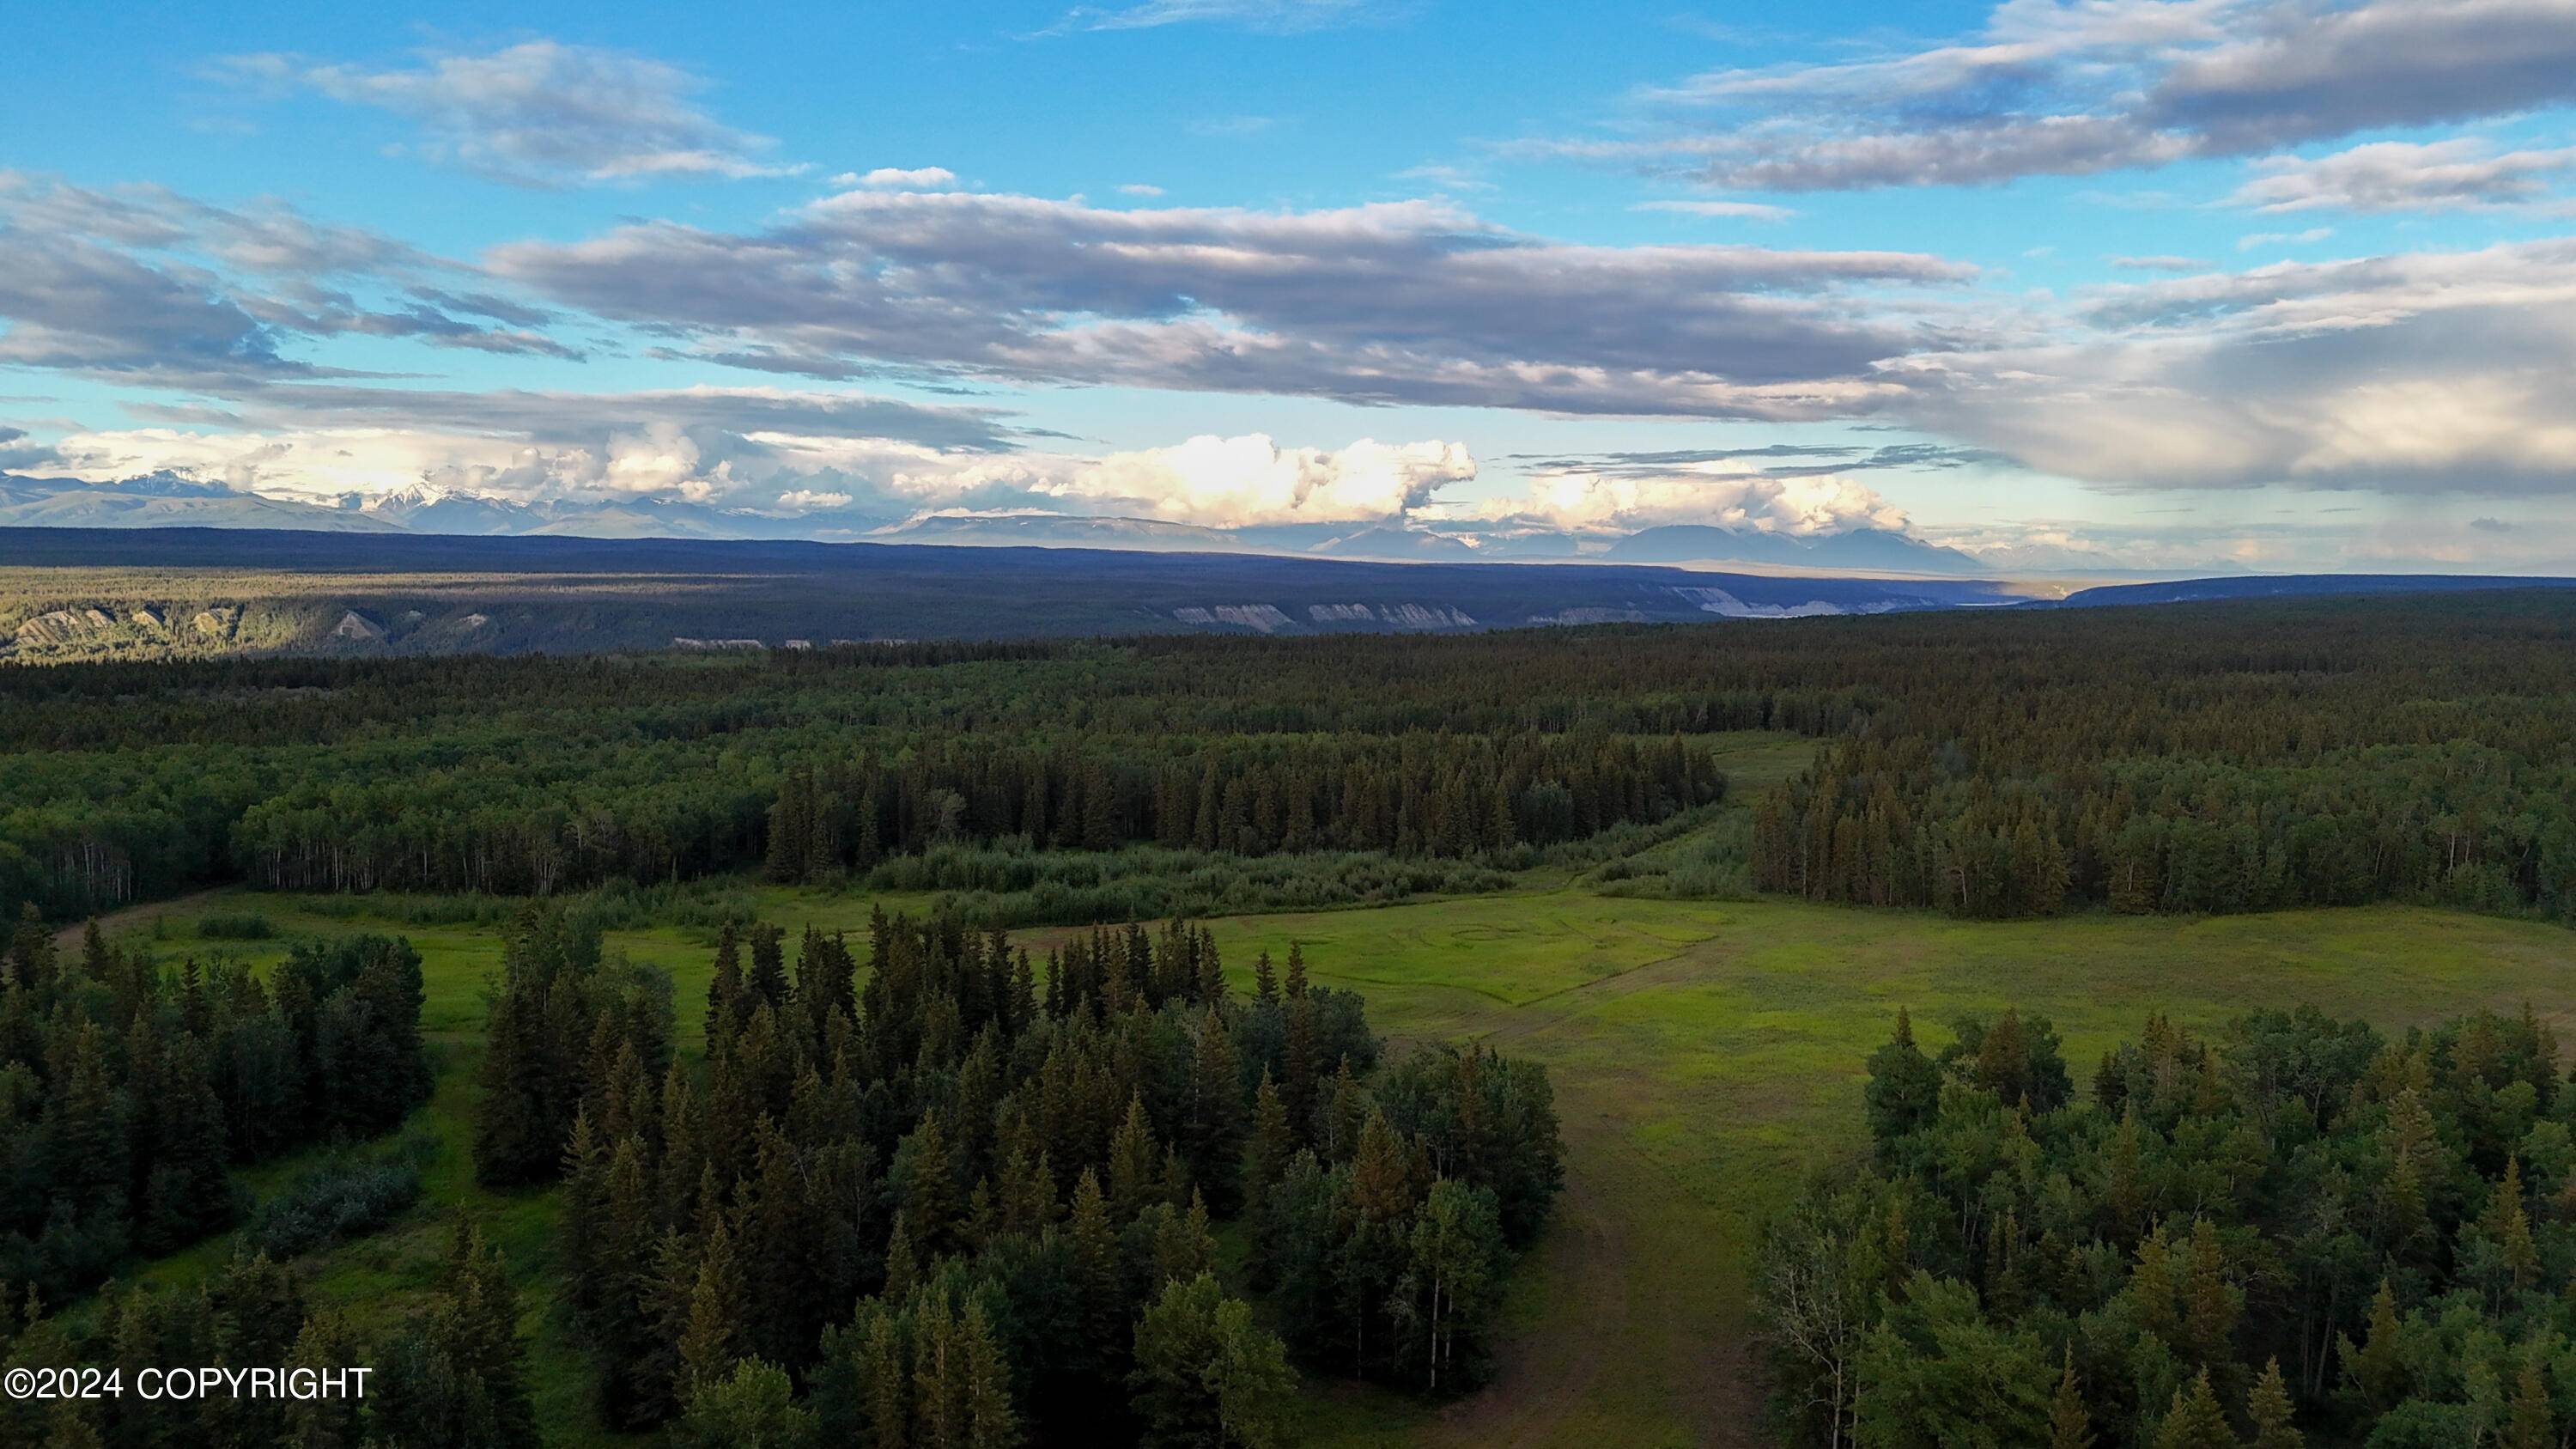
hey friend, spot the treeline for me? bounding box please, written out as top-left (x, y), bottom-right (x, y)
top-left (0, 908), bottom-right (430, 1306)
top-left (760, 733), bottom-right (1721, 883)
top-left (12, 590), bottom-right (2576, 924)
top-left (1724, 594), bottom-right (2576, 922)
top-left (0, 633), bottom-right (1747, 916)
top-left (1759, 1002), bottom-right (2576, 1447)
top-left (1754, 733), bottom-right (2576, 921)
top-left (474, 905), bottom-right (1561, 1443)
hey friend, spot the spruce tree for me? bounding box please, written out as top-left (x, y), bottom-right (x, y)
top-left (1109, 1093), bottom-right (1159, 1223)
top-left (2050, 1349), bottom-right (2094, 1449)
top-left (2504, 1355), bottom-right (2554, 1449)
top-left (884, 1211), bottom-right (921, 1305)
top-left (1185, 1006), bottom-right (1247, 1215)
top-left (958, 1298), bottom-right (1020, 1449)
top-left (1246, 1073), bottom-right (1295, 1211)
top-left (1068, 1169), bottom-right (1122, 1360)
top-left (2248, 1358), bottom-right (2302, 1449)
top-left (902, 1111), bottom-right (962, 1257)
top-left (2153, 1371), bottom-right (2234, 1449)
top-left (677, 1219), bottom-right (745, 1396)
top-left (707, 922), bottom-right (744, 1046)
top-left (747, 925), bottom-right (790, 1012)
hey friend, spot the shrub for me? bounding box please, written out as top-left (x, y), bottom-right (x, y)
top-left (197, 910), bottom-right (275, 940)
top-left (243, 1135), bottom-right (432, 1258)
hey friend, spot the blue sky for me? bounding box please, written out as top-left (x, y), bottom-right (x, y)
top-left (5, 0), bottom-right (2575, 571)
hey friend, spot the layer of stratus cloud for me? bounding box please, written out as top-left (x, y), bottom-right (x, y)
top-left (1569, 0), bottom-right (2576, 191)
top-left (4, 4), bottom-right (2576, 563)
top-left (487, 189), bottom-right (1974, 417)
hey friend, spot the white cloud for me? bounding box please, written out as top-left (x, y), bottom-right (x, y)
top-left (848, 166), bottom-right (957, 190)
top-left (2236, 227), bottom-right (2331, 251)
top-left (776, 488), bottom-right (854, 510)
top-left (1117, 182), bottom-right (1166, 197)
top-left (1545, 0), bottom-right (2576, 192)
top-left (1907, 238), bottom-right (2576, 495)
top-left (24, 414), bottom-right (1480, 532)
top-left (492, 188), bottom-right (1971, 419)
top-left (2228, 139), bottom-right (2576, 213)
top-left (224, 41), bottom-right (793, 187)
top-left (1633, 199), bottom-right (1796, 222)
top-left (1467, 459), bottom-right (1911, 536)
top-left (1042, 434), bottom-right (1474, 526)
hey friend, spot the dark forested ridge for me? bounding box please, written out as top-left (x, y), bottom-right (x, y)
top-left (0, 527), bottom-right (2022, 661)
top-left (2052, 575), bottom-right (2576, 610)
top-left (6, 591), bottom-right (2576, 927)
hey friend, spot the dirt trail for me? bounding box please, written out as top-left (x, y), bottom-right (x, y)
top-left (50, 887), bottom-right (235, 954)
top-left (1419, 1137), bottom-right (1628, 1448)
top-left (1410, 937), bottom-right (1766, 1448)
top-left (1473, 945), bottom-right (1716, 1050)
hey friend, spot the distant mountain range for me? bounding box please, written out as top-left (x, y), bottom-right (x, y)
top-left (1601, 523), bottom-right (1980, 573)
top-left (5, 526), bottom-right (2570, 663)
top-left (0, 472), bottom-right (1996, 575)
top-left (0, 472), bottom-right (404, 533)
top-left (0, 527), bottom-right (2034, 661)
top-left (2047, 574), bottom-right (2576, 608)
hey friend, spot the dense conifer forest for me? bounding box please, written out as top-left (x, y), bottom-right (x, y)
top-left (6, 592), bottom-right (2576, 928)
top-left (1759, 1002), bottom-right (2576, 1448)
top-left (1, 905), bottom-right (1564, 1448)
top-left (0, 914), bottom-right (430, 1306)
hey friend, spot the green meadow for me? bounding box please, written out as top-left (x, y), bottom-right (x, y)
top-left (77, 835), bottom-right (2576, 1447)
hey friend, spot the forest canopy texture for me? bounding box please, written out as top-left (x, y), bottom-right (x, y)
top-left (1759, 1003), bottom-right (2576, 1448)
top-left (5, 592), bottom-right (2576, 927)
top-left (0, 906), bottom-right (1566, 1449)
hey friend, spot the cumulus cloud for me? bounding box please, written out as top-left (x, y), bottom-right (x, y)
top-left (776, 488), bottom-right (854, 510)
top-left (2108, 254), bottom-right (2205, 271)
top-left (490, 188), bottom-right (1973, 418)
top-left (222, 41), bottom-right (793, 186)
top-left (2227, 139), bottom-right (2576, 213)
top-left (24, 415), bottom-right (1475, 533)
top-left (1473, 464), bottom-right (1913, 537)
top-left (1039, 434), bottom-right (1474, 526)
top-left (1541, 0), bottom-right (2576, 192)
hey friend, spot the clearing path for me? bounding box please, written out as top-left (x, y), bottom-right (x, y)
top-left (1429, 938), bottom-right (1767, 1449)
top-left (1212, 894), bottom-right (2576, 1449)
top-left (51, 886), bottom-right (238, 955)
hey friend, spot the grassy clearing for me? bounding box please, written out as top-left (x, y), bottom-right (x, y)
top-left (1202, 895), bottom-right (2576, 1448)
top-left (86, 832), bottom-right (2576, 1448)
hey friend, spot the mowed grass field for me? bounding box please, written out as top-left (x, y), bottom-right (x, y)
top-left (74, 807), bottom-right (2576, 1446)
